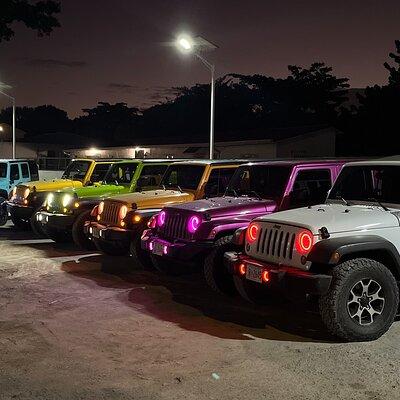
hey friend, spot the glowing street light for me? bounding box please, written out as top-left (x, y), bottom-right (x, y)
top-left (175, 34), bottom-right (218, 159)
top-left (0, 82), bottom-right (16, 159)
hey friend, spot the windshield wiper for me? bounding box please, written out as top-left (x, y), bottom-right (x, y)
top-left (368, 198), bottom-right (390, 211)
top-left (224, 188), bottom-right (239, 197)
top-left (249, 190), bottom-right (262, 200)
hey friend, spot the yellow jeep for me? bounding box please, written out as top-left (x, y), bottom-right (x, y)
top-left (85, 160), bottom-right (244, 267)
top-left (7, 158), bottom-right (115, 230)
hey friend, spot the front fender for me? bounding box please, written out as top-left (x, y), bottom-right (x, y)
top-left (308, 235), bottom-right (400, 271)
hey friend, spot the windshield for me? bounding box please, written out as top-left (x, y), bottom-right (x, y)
top-left (0, 163), bottom-right (7, 179)
top-left (160, 164), bottom-right (205, 190)
top-left (103, 162), bottom-right (138, 185)
top-left (329, 165), bottom-right (400, 206)
top-left (62, 160), bottom-right (91, 181)
top-left (227, 165), bottom-right (291, 200)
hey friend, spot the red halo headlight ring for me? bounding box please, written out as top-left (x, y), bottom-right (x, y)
top-left (295, 230), bottom-right (314, 254)
top-left (246, 222), bottom-right (260, 243)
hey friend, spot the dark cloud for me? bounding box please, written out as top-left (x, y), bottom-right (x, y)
top-left (23, 58), bottom-right (87, 68)
top-left (108, 83), bottom-right (138, 89)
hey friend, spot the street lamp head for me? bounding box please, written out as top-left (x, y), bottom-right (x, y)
top-left (176, 35), bottom-right (194, 53)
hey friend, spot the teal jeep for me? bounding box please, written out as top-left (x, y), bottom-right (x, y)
top-left (36, 159), bottom-right (171, 247)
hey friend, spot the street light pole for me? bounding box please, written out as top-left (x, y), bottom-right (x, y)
top-left (195, 53), bottom-right (215, 159)
top-left (0, 86), bottom-right (16, 159)
top-left (176, 35), bottom-right (217, 160)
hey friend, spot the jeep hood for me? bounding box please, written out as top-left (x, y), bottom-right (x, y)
top-left (22, 179), bottom-right (83, 192)
top-left (257, 203), bottom-right (400, 235)
top-left (166, 196), bottom-right (277, 218)
top-left (108, 189), bottom-right (195, 209)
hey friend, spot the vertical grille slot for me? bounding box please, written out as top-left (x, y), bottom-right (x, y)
top-left (256, 228), bottom-right (263, 252)
top-left (159, 211), bottom-right (189, 240)
top-left (288, 233), bottom-right (295, 259)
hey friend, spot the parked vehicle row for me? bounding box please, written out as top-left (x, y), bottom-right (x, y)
top-left (4, 156), bottom-right (400, 342)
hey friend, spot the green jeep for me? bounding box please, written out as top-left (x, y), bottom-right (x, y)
top-left (36, 159), bottom-right (171, 247)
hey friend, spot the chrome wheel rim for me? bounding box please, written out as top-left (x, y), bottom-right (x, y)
top-left (347, 279), bottom-right (385, 326)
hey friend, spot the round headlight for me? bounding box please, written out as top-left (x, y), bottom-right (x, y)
top-left (47, 193), bottom-right (54, 206)
top-left (98, 201), bottom-right (104, 215)
top-left (24, 188), bottom-right (30, 198)
top-left (12, 187), bottom-right (17, 197)
top-left (62, 194), bottom-right (73, 208)
top-left (119, 205), bottom-right (128, 220)
top-left (158, 211), bottom-right (166, 227)
top-left (188, 215), bottom-right (201, 233)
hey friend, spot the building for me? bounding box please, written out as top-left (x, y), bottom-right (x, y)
top-left (67, 125), bottom-right (339, 160)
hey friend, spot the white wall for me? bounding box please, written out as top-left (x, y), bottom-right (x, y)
top-left (276, 129), bottom-right (336, 158)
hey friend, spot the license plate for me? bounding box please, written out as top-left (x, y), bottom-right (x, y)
top-left (92, 227), bottom-right (101, 239)
top-left (246, 264), bottom-right (262, 283)
top-left (152, 241), bottom-right (164, 256)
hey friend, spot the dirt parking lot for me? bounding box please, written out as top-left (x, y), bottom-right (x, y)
top-left (1, 221), bottom-right (400, 400)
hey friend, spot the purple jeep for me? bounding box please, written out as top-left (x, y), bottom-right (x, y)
top-left (141, 160), bottom-right (346, 293)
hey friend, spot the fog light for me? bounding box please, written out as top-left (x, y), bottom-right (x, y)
top-left (238, 263), bottom-right (246, 275)
top-left (163, 245), bottom-right (168, 255)
top-left (149, 242), bottom-right (154, 251)
top-left (262, 270), bottom-right (270, 283)
top-left (45, 216), bottom-right (49, 223)
top-left (89, 227), bottom-right (93, 234)
top-left (121, 221), bottom-right (125, 227)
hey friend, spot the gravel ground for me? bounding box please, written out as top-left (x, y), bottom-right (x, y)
top-left (1, 221), bottom-right (399, 400)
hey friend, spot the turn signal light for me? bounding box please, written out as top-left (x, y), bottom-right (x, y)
top-left (246, 223), bottom-right (259, 243)
top-left (238, 263), bottom-right (246, 275)
top-left (296, 230), bottom-right (313, 254)
top-left (262, 270), bottom-right (270, 283)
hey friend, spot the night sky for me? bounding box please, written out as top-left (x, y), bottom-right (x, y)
top-left (1, 0), bottom-right (400, 117)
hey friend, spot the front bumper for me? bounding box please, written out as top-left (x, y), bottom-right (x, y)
top-left (36, 211), bottom-right (75, 232)
top-left (224, 252), bottom-right (332, 298)
top-left (6, 201), bottom-right (34, 220)
top-left (141, 230), bottom-right (214, 262)
top-left (84, 221), bottom-right (131, 243)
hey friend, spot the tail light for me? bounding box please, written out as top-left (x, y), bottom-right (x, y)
top-left (148, 215), bottom-right (157, 229)
top-left (188, 215), bottom-right (201, 233)
top-left (246, 222), bottom-right (259, 243)
top-left (295, 230), bottom-right (314, 254)
top-left (158, 211), bottom-right (166, 226)
top-left (98, 201), bottom-right (104, 215)
top-left (119, 205), bottom-right (128, 220)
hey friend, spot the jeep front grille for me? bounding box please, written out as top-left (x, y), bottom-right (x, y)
top-left (158, 211), bottom-right (190, 240)
top-left (99, 201), bottom-right (122, 225)
top-left (247, 222), bottom-right (302, 266)
top-left (13, 185), bottom-right (29, 204)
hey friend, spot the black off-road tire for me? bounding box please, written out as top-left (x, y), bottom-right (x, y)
top-left (129, 233), bottom-right (154, 270)
top-left (93, 238), bottom-right (129, 256)
top-left (0, 197), bottom-right (7, 226)
top-left (30, 212), bottom-right (46, 238)
top-left (234, 275), bottom-right (272, 304)
top-left (150, 254), bottom-right (191, 275)
top-left (10, 214), bottom-right (30, 230)
top-left (204, 235), bottom-right (237, 295)
top-left (45, 227), bottom-right (71, 243)
top-left (72, 210), bottom-right (96, 250)
top-left (319, 258), bottom-right (399, 342)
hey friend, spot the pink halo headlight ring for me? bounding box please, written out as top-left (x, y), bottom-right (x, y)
top-left (158, 211), bottom-right (166, 226)
top-left (188, 215), bottom-right (201, 233)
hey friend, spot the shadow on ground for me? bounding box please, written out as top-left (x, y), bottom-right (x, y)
top-left (60, 252), bottom-right (337, 344)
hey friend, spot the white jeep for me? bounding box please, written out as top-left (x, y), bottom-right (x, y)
top-left (224, 159), bottom-right (400, 341)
